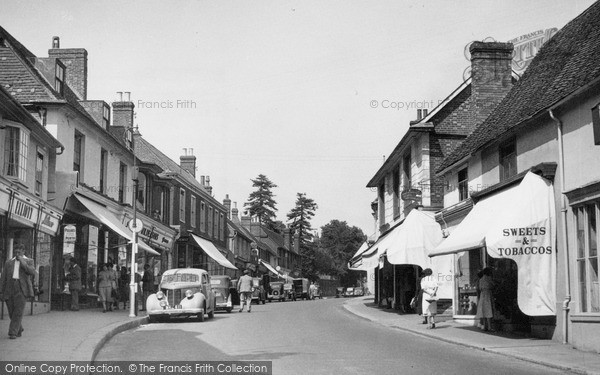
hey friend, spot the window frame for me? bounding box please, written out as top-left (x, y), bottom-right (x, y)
top-left (179, 188), bottom-right (186, 223)
top-left (118, 162), bottom-right (127, 203)
top-left (3, 122), bottom-right (30, 183)
top-left (200, 201), bottom-right (206, 233)
top-left (190, 195), bottom-right (197, 228)
top-left (575, 202), bottom-right (600, 313)
top-left (499, 138), bottom-right (517, 181)
top-left (54, 61), bottom-right (65, 95)
top-left (35, 148), bottom-right (45, 196)
top-left (458, 167), bottom-right (469, 201)
top-left (99, 148), bottom-right (108, 194)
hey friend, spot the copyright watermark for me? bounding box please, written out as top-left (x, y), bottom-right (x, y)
top-left (369, 99), bottom-right (443, 111)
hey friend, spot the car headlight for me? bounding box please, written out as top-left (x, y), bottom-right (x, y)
top-left (159, 300), bottom-right (168, 308)
top-left (156, 291), bottom-right (165, 300)
top-left (185, 290), bottom-right (194, 299)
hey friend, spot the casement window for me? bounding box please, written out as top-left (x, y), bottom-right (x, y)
top-left (190, 195), bottom-right (197, 228)
top-left (576, 203), bottom-right (600, 313)
top-left (499, 138), bottom-right (517, 181)
top-left (393, 168), bottom-right (400, 218)
top-left (200, 201), bottom-right (206, 233)
top-left (179, 188), bottom-right (186, 223)
top-left (35, 150), bottom-right (44, 195)
top-left (213, 209), bottom-right (218, 239)
top-left (102, 104), bottom-right (110, 130)
top-left (458, 168), bottom-right (469, 201)
top-left (73, 131), bottom-right (84, 176)
top-left (118, 162), bottom-right (127, 203)
top-left (4, 124), bottom-right (29, 182)
top-left (55, 62), bottom-right (65, 95)
top-left (208, 206), bottom-right (214, 237)
top-left (99, 149), bottom-right (108, 194)
top-left (219, 213), bottom-right (224, 241)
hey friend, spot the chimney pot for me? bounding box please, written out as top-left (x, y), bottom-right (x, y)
top-left (180, 150), bottom-right (197, 178)
top-left (52, 36), bottom-right (60, 49)
top-left (423, 109), bottom-right (428, 117)
top-left (417, 109), bottom-right (422, 120)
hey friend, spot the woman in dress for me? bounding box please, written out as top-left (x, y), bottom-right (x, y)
top-left (97, 264), bottom-right (114, 313)
top-left (477, 267), bottom-right (495, 331)
top-left (420, 268), bottom-right (438, 329)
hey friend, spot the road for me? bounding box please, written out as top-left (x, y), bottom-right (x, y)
top-left (96, 297), bottom-right (566, 375)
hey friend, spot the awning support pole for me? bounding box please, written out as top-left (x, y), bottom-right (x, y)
top-left (550, 109), bottom-right (570, 344)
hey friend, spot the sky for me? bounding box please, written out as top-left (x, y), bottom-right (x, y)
top-left (1, 0), bottom-right (596, 237)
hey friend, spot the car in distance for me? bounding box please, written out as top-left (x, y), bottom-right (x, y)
top-left (353, 286), bottom-right (364, 297)
top-left (146, 268), bottom-right (216, 322)
top-left (251, 277), bottom-right (267, 304)
top-left (268, 281), bottom-right (286, 302)
top-left (211, 275), bottom-right (236, 313)
top-left (343, 287), bottom-right (355, 297)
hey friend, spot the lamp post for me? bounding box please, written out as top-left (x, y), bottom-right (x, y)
top-left (129, 125), bottom-right (139, 318)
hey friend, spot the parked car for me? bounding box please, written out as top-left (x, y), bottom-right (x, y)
top-left (146, 268), bottom-right (216, 322)
top-left (311, 284), bottom-right (323, 299)
top-left (335, 287), bottom-right (344, 298)
top-left (292, 278), bottom-right (310, 300)
top-left (268, 281), bottom-right (287, 302)
top-left (353, 286), bottom-right (364, 297)
top-left (343, 287), bottom-right (355, 297)
top-left (211, 275), bottom-right (237, 313)
top-left (283, 282), bottom-right (296, 301)
top-left (251, 277), bottom-right (267, 304)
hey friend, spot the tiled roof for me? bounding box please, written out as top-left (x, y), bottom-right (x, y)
top-left (438, 1), bottom-right (600, 172)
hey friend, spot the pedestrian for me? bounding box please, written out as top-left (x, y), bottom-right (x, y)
top-left (140, 264), bottom-right (154, 312)
top-left (108, 264), bottom-right (119, 310)
top-left (65, 257), bottom-right (82, 311)
top-left (416, 269), bottom-right (426, 324)
top-left (420, 268), bottom-right (438, 329)
top-left (0, 244), bottom-right (35, 339)
top-left (97, 264), bottom-right (114, 312)
top-left (237, 270), bottom-right (253, 313)
top-left (309, 282), bottom-right (316, 300)
top-left (477, 267), bottom-right (495, 332)
top-left (118, 266), bottom-right (129, 310)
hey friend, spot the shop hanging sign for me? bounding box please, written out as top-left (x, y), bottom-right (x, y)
top-left (63, 225), bottom-right (77, 243)
top-left (400, 188), bottom-right (422, 202)
top-left (39, 207), bottom-right (62, 236)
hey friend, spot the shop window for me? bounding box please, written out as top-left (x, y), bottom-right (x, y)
top-left (393, 168), bottom-right (400, 218)
top-left (458, 168), bottom-right (469, 201)
top-left (190, 195), bottom-right (197, 228)
top-left (4, 124), bottom-right (29, 182)
top-left (35, 150), bottom-right (44, 195)
top-left (499, 139), bottom-right (517, 181)
top-left (576, 203), bottom-right (599, 313)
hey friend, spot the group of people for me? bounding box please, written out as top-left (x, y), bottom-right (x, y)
top-left (97, 263), bottom-right (156, 313)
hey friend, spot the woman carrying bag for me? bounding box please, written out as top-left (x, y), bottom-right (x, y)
top-left (420, 268), bottom-right (438, 329)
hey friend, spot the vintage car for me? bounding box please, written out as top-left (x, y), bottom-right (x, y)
top-left (343, 287), bottom-right (355, 297)
top-left (311, 284), bottom-right (323, 299)
top-left (335, 287), bottom-right (344, 298)
top-left (353, 286), bottom-right (364, 296)
top-left (146, 268), bottom-right (216, 323)
top-left (292, 278), bottom-right (310, 300)
top-left (268, 281), bottom-right (287, 302)
top-left (251, 277), bottom-right (267, 304)
top-left (211, 275), bottom-right (238, 313)
top-left (283, 282), bottom-right (296, 301)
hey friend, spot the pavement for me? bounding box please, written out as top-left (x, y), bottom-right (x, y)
top-left (0, 297), bottom-right (599, 375)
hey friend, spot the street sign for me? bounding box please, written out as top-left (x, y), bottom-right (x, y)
top-left (128, 218), bottom-right (144, 233)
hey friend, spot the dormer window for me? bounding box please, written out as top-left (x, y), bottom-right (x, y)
top-left (102, 104), bottom-right (110, 130)
top-left (54, 62), bottom-right (65, 95)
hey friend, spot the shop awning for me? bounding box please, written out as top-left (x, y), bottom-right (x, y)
top-left (259, 260), bottom-right (280, 276)
top-left (72, 195), bottom-right (159, 256)
top-left (190, 234), bottom-right (237, 270)
top-left (386, 210), bottom-right (443, 266)
top-left (431, 172), bottom-right (556, 316)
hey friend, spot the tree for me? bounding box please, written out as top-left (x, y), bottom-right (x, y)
top-left (287, 193), bottom-right (318, 278)
top-left (320, 220), bottom-right (367, 287)
top-left (244, 174), bottom-right (278, 228)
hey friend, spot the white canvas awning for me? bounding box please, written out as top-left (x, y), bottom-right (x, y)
top-left (260, 259), bottom-right (280, 276)
top-left (190, 234), bottom-right (237, 270)
top-left (431, 172), bottom-right (556, 316)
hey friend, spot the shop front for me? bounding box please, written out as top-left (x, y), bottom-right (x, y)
top-left (430, 172), bottom-right (557, 337)
top-left (0, 180), bottom-right (63, 314)
top-left (55, 193), bottom-right (160, 310)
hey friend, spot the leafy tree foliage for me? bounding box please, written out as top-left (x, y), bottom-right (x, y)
top-left (244, 174), bottom-right (278, 228)
top-left (320, 220), bottom-right (367, 287)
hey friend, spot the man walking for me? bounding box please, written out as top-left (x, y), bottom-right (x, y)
top-left (140, 264), bottom-right (154, 312)
top-left (65, 257), bottom-right (82, 311)
top-left (0, 244), bottom-right (35, 339)
top-left (237, 270), bottom-right (254, 313)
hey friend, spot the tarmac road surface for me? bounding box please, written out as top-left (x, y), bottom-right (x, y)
top-left (96, 297), bottom-right (569, 375)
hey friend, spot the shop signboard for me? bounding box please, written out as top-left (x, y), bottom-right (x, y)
top-left (10, 194), bottom-right (39, 228)
top-left (39, 207), bottom-right (62, 236)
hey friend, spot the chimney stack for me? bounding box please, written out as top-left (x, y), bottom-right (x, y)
top-left (223, 194), bottom-right (231, 218)
top-left (48, 37), bottom-right (88, 100)
top-left (469, 41), bottom-right (514, 130)
top-left (205, 176), bottom-right (212, 195)
top-left (417, 109), bottom-right (422, 120)
top-left (180, 148), bottom-right (197, 177)
top-left (231, 202), bottom-right (239, 222)
top-left (112, 92), bottom-right (135, 128)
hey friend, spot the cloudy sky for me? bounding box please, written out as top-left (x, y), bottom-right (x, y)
top-left (1, 0), bottom-right (596, 236)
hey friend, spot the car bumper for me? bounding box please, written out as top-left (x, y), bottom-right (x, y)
top-left (148, 308), bottom-right (203, 317)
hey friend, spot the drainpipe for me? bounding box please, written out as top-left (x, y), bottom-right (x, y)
top-left (549, 109), bottom-right (570, 344)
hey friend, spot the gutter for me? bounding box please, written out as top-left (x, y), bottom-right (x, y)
top-left (549, 109), bottom-right (570, 345)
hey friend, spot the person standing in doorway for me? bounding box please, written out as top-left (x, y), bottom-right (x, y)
top-left (0, 244), bottom-right (35, 339)
top-left (97, 264), bottom-right (114, 313)
top-left (237, 270), bottom-right (253, 313)
top-left (477, 267), bottom-right (495, 332)
top-left (65, 257), bottom-right (82, 311)
top-left (421, 268), bottom-right (438, 329)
